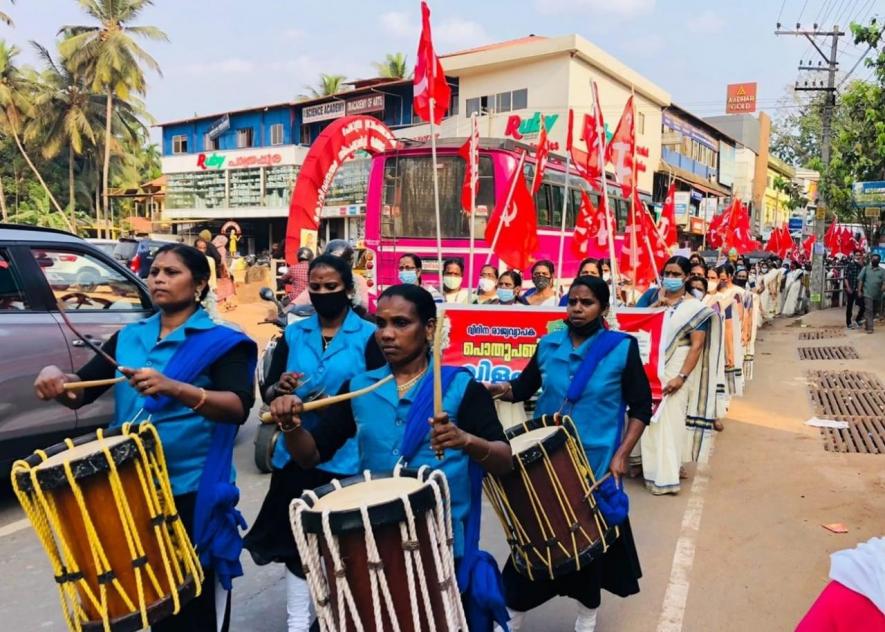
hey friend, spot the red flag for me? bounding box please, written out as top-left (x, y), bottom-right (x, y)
top-left (802, 234), bottom-right (816, 259)
top-left (458, 114), bottom-right (480, 212)
top-left (657, 182), bottom-right (678, 250)
top-left (824, 221), bottom-right (839, 253)
top-left (572, 190), bottom-right (601, 257)
top-left (838, 226), bottom-right (856, 256)
top-left (707, 202), bottom-right (733, 250)
top-left (531, 116), bottom-right (550, 195)
top-left (413, 1), bottom-right (450, 125)
top-left (606, 96), bottom-right (635, 198)
top-left (484, 158), bottom-right (538, 270)
top-left (779, 224), bottom-right (795, 258)
top-left (619, 192), bottom-right (668, 289)
top-left (724, 200), bottom-right (758, 253)
top-left (764, 225), bottom-right (780, 254)
top-left (566, 108), bottom-right (574, 154)
top-left (570, 84), bottom-right (606, 186)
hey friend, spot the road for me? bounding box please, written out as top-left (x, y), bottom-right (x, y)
top-left (0, 307), bottom-right (882, 631)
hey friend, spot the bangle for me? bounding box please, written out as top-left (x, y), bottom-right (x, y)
top-left (677, 372), bottom-right (689, 381)
top-left (192, 387), bottom-right (208, 411)
top-left (278, 422), bottom-right (301, 434)
top-left (478, 440), bottom-right (493, 463)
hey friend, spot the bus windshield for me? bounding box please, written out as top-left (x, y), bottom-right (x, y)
top-left (381, 154), bottom-right (495, 239)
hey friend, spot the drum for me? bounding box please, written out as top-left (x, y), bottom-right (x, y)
top-left (289, 467), bottom-right (466, 632)
top-left (484, 415), bottom-right (618, 581)
top-left (11, 423), bottom-right (202, 632)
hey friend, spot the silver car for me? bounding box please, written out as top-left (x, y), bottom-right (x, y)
top-left (0, 224), bottom-right (154, 476)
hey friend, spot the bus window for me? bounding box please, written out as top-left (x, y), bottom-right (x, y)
top-left (549, 183), bottom-right (566, 228)
top-left (613, 197), bottom-right (629, 233)
top-left (381, 155), bottom-right (494, 238)
top-left (534, 183), bottom-right (551, 226)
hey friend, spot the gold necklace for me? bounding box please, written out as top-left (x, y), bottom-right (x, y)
top-left (396, 366), bottom-right (428, 395)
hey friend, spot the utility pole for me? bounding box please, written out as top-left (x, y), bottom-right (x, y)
top-left (775, 24), bottom-right (843, 310)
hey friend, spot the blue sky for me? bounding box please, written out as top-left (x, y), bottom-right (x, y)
top-left (6, 0), bottom-right (882, 133)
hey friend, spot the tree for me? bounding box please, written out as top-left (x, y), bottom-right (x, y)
top-left (0, 0), bottom-right (14, 27)
top-left (0, 41), bottom-right (74, 231)
top-left (60, 0), bottom-right (167, 237)
top-left (769, 89), bottom-right (827, 169)
top-left (305, 73), bottom-right (346, 98)
top-left (373, 53), bottom-right (409, 79)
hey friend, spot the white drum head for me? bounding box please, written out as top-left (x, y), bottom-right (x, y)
top-left (509, 426), bottom-right (561, 455)
top-left (313, 477), bottom-right (424, 512)
top-left (36, 435), bottom-right (131, 470)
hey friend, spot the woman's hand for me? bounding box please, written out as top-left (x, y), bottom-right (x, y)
top-left (429, 413), bottom-right (469, 452)
top-left (662, 375), bottom-right (686, 396)
top-left (274, 371), bottom-right (303, 396)
top-left (483, 381), bottom-right (511, 401)
top-left (34, 365), bottom-right (73, 401)
top-left (270, 394), bottom-right (304, 431)
top-left (122, 367), bottom-right (178, 397)
top-left (609, 450), bottom-right (629, 484)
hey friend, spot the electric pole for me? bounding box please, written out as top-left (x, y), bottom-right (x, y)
top-left (775, 24), bottom-right (844, 310)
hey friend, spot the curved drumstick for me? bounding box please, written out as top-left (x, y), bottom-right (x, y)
top-left (55, 300), bottom-right (122, 371)
top-left (259, 374), bottom-right (394, 423)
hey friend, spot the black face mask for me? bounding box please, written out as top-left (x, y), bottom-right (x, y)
top-left (309, 290), bottom-right (350, 319)
top-left (566, 316), bottom-right (604, 338)
top-left (734, 278), bottom-right (748, 288)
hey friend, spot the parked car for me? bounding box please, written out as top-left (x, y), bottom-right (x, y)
top-left (0, 224), bottom-right (155, 477)
top-left (128, 237), bottom-right (181, 278)
top-left (85, 238), bottom-right (118, 258)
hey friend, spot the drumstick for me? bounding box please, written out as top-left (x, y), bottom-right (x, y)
top-left (55, 300), bottom-right (122, 371)
top-left (63, 376), bottom-right (126, 390)
top-left (432, 308), bottom-right (445, 460)
top-left (259, 374), bottom-right (394, 423)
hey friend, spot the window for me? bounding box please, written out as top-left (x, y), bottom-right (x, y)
top-left (637, 111), bottom-right (645, 134)
top-left (466, 97), bottom-right (481, 116)
top-left (32, 249), bottom-right (145, 311)
top-left (512, 88), bottom-right (528, 110)
top-left (236, 128), bottom-right (253, 148)
top-left (495, 91), bottom-right (512, 113)
top-left (381, 155), bottom-right (495, 238)
top-left (0, 250), bottom-right (28, 310)
top-left (270, 123), bottom-right (284, 146)
top-left (203, 134), bottom-right (218, 151)
top-left (449, 91), bottom-right (459, 116)
top-left (466, 95), bottom-right (492, 116)
top-left (300, 125), bottom-right (311, 145)
top-left (172, 135), bottom-right (188, 154)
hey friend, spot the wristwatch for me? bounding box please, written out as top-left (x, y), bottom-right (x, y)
top-left (677, 372), bottom-right (689, 381)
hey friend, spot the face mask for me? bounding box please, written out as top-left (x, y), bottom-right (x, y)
top-left (691, 289), bottom-right (705, 300)
top-left (567, 316), bottom-right (603, 338)
top-left (443, 275), bottom-right (462, 290)
top-left (309, 290), bottom-right (350, 319)
top-left (707, 280), bottom-right (717, 293)
top-left (734, 278), bottom-right (748, 288)
top-left (478, 277), bottom-right (496, 293)
top-left (602, 273), bottom-right (611, 282)
top-left (533, 275), bottom-right (551, 290)
top-left (496, 288), bottom-right (515, 303)
top-left (662, 278), bottom-right (684, 293)
top-left (760, 268), bottom-right (769, 274)
top-left (398, 269), bottom-right (418, 285)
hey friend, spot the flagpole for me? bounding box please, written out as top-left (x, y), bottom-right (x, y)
top-left (629, 88), bottom-right (640, 301)
top-left (467, 113), bottom-right (477, 303)
top-left (555, 141), bottom-right (572, 299)
top-left (591, 82), bottom-right (619, 317)
top-left (485, 151), bottom-right (526, 265)
top-left (428, 96), bottom-right (444, 288)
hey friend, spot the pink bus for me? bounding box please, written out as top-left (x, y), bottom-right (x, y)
top-left (361, 138), bottom-right (650, 303)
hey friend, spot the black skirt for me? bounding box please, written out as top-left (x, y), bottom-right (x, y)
top-left (502, 517), bottom-right (643, 612)
top-left (243, 462), bottom-right (338, 576)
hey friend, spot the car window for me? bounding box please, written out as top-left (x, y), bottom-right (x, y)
top-left (31, 248), bottom-right (146, 311)
top-left (0, 250), bottom-right (29, 310)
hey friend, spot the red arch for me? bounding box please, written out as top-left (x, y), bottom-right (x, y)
top-left (285, 115), bottom-right (398, 263)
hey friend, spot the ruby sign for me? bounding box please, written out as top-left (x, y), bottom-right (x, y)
top-left (285, 115), bottom-right (398, 262)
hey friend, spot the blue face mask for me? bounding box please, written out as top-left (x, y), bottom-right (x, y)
top-left (398, 269), bottom-right (418, 285)
top-left (497, 288), bottom-right (515, 303)
top-left (662, 277), bottom-right (684, 293)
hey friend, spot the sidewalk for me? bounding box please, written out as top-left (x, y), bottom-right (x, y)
top-left (681, 309), bottom-right (885, 631)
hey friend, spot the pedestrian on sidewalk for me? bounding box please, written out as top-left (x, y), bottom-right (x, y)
top-left (857, 253), bottom-right (885, 334)
top-left (843, 250), bottom-right (865, 329)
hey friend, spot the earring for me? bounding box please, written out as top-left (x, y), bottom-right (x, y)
top-left (195, 290), bottom-right (202, 303)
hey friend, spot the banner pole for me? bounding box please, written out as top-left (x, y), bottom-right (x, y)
top-left (467, 113), bottom-right (477, 303)
top-left (591, 82), bottom-right (619, 317)
top-left (556, 150), bottom-right (572, 299)
top-left (429, 96), bottom-right (444, 287)
top-left (485, 151), bottom-right (526, 265)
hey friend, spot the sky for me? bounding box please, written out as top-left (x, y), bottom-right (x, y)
top-left (6, 0), bottom-right (883, 139)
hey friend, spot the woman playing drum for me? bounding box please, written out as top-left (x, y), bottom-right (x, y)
top-left (245, 253), bottom-right (383, 632)
top-left (485, 275), bottom-right (652, 632)
top-left (270, 284), bottom-right (513, 630)
top-left (33, 243), bottom-right (257, 632)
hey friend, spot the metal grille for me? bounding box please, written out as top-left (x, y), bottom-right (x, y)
top-left (807, 370), bottom-right (885, 454)
top-left (798, 329), bottom-right (845, 341)
top-left (798, 346), bottom-right (860, 360)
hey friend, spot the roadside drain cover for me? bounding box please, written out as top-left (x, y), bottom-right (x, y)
top-left (807, 370), bottom-right (885, 454)
top-left (798, 329), bottom-right (845, 341)
top-left (798, 346), bottom-right (859, 360)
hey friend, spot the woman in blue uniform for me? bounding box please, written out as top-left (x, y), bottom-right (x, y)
top-left (245, 253), bottom-right (383, 632)
top-left (486, 274), bottom-right (652, 632)
top-left (34, 244), bottom-right (257, 632)
top-left (270, 284), bottom-right (512, 631)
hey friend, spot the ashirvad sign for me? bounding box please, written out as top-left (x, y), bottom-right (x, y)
top-left (726, 83), bottom-right (757, 114)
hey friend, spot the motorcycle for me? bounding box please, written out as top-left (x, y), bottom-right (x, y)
top-left (253, 287), bottom-right (315, 474)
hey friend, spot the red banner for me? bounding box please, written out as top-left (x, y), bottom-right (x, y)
top-left (439, 305), bottom-right (666, 399)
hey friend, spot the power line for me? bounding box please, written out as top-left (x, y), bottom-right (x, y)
top-left (777, 0), bottom-right (789, 24)
top-left (799, 0), bottom-right (812, 22)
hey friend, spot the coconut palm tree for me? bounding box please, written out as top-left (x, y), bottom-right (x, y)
top-left (306, 73), bottom-right (346, 98)
top-left (26, 42), bottom-right (106, 228)
top-left (0, 0), bottom-right (15, 27)
top-left (0, 41), bottom-right (74, 232)
top-left (59, 0), bottom-right (167, 237)
top-left (373, 53), bottom-right (409, 79)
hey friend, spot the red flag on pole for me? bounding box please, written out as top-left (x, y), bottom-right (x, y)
top-left (606, 96), bottom-right (635, 198)
top-left (572, 190), bottom-right (602, 257)
top-left (571, 89), bottom-right (606, 185)
top-left (413, 1), bottom-right (450, 125)
top-left (824, 220), bottom-right (839, 253)
top-left (707, 202), bottom-right (733, 250)
top-left (802, 234), bottom-right (816, 259)
top-left (484, 161), bottom-right (538, 270)
top-left (531, 116), bottom-right (550, 195)
top-left (458, 115), bottom-right (480, 213)
top-left (619, 192), bottom-right (668, 288)
top-left (657, 182), bottom-right (678, 251)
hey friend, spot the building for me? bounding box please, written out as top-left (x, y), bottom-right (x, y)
top-left (762, 155), bottom-right (797, 236)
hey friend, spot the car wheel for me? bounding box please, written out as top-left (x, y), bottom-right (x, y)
top-left (254, 422), bottom-right (279, 474)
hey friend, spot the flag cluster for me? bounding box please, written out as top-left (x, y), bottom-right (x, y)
top-left (824, 221), bottom-right (862, 256)
top-left (707, 200), bottom-right (759, 253)
top-left (764, 224), bottom-right (794, 259)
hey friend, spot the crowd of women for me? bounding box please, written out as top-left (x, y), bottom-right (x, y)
top-left (30, 240), bottom-right (802, 632)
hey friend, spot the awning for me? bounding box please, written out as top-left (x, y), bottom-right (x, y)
top-left (658, 160), bottom-right (731, 197)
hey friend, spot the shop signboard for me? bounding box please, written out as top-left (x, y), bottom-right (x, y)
top-left (207, 113), bottom-right (230, 140)
top-left (346, 94), bottom-right (385, 116)
top-left (302, 100), bottom-right (346, 124)
top-left (726, 82), bottom-right (757, 114)
top-left (662, 112), bottom-right (717, 149)
top-left (674, 191), bottom-right (691, 225)
top-left (504, 112), bottom-right (559, 141)
top-left (788, 217), bottom-right (804, 231)
top-left (439, 305), bottom-right (666, 399)
top-left (689, 217), bottom-right (705, 235)
top-left (852, 181), bottom-right (885, 208)
top-left (699, 197), bottom-right (718, 221)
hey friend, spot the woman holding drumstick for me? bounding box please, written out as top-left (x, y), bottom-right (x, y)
top-left (33, 243), bottom-right (257, 632)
